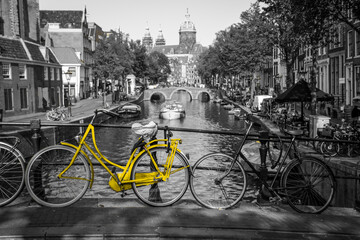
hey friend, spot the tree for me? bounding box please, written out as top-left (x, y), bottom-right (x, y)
top-left (130, 39), bottom-right (149, 80)
top-left (92, 30), bottom-right (134, 92)
top-left (197, 3), bottom-right (275, 89)
top-left (259, 0), bottom-right (360, 114)
top-left (147, 51), bottom-right (171, 85)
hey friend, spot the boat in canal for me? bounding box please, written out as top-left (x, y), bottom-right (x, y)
top-left (228, 107), bottom-right (241, 115)
top-left (223, 104), bottom-right (234, 110)
top-left (116, 103), bottom-right (141, 118)
top-left (159, 102), bottom-right (186, 120)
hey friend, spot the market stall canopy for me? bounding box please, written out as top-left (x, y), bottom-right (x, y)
top-left (275, 79), bottom-right (334, 103)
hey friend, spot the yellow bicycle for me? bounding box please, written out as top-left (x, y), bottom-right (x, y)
top-left (25, 109), bottom-right (191, 207)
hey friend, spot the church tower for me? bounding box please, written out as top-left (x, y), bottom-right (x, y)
top-left (178, 9), bottom-right (196, 54)
top-left (155, 28), bottom-right (166, 46)
top-left (142, 26), bottom-right (153, 51)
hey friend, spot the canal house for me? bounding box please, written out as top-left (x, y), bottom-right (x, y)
top-left (0, 0), bottom-right (63, 119)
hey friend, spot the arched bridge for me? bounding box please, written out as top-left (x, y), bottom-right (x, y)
top-left (143, 87), bottom-right (214, 101)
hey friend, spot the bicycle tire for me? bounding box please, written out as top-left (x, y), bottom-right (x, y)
top-left (25, 145), bottom-right (90, 207)
top-left (320, 141), bottom-right (339, 157)
top-left (189, 153), bottom-right (247, 209)
top-left (0, 142), bottom-right (25, 207)
top-left (281, 157), bottom-right (336, 214)
top-left (131, 146), bottom-right (190, 207)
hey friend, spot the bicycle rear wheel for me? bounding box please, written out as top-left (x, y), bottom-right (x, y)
top-left (0, 143), bottom-right (25, 207)
top-left (131, 147), bottom-right (190, 207)
top-left (281, 157), bottom-right (336, 213)
top-left (190, 153), bottom-right (247, 209)
top-left (25, 145), bottom-right (90, 207)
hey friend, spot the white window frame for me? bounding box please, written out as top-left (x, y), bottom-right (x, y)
top-left (68, 67), bottom-right (76, 77)
top-left (348, 30), bottom-right (353, 58)
top-left (2, 63), bottom-right (11, 79)
top-left (356, 31), bottom-right (360, 57)
top-left (19, 64), bottom-right (27, 80)
top-left (57, 68), bottom-right (61, 80)
top-left (50, 68), bottom-right (55, 81)
top-left (44, 67), bottom-right (48, 80)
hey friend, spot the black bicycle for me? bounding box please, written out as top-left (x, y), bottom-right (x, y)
top-left (0, 135), bottom-right (26, 206)
top-left (190, 114), bottom-right (336, 214)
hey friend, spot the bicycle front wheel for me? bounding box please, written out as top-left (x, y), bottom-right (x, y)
top-left (131, 147), bottom-right (190, 207)
top-left (0, 143), bottom-right (25, 207)
top-left (25, 145), bottom-right (90, 207)
top-left (282, 157), bottom-right (336, 213)
top-left (190, 153), bottom-right (247, 209)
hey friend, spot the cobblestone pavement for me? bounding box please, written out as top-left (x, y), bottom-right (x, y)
top-left (1, 197), bottom-right (360, 239)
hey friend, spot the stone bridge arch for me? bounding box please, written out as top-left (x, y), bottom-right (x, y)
top-left (169, 88), bottom-right (194, 101)
top-left (144, 87), bottom-right (213, 101)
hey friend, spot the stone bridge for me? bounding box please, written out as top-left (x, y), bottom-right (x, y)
top-left (143, 87), bottom-right (214, 101)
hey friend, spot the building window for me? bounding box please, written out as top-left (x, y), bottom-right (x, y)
top-left (57, 68), bottom-right (61, 80)
top-left (44, 67), bottom-right (48, 80)
top-left (0, 17), bottom-right (4, 35)
top-left (356, 67), bottom-right (360, 96)
top-left (19, 64), bottom-right (27, 79)
top-left (51, 88), bottom-right (56, 105)
top-left (4, 89), bottom-right (13, 111)
top-left (356, 31), bottom-right (360, 57)
top-left (68, 67), bottom-right (76, 77)
top-left (20, 88), bottom-right (28, 109)
top-left (2, 63), bottom-right (11, 79)
top-left (348, 30), bottom-right (353, 58)
top-left (50, 68), bottom-right (54, 80)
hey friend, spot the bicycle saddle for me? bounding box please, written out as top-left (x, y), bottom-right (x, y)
top-left (284, 129), bottom-right (303, 136)
top-left (131, 121), bottom-right (158, 138)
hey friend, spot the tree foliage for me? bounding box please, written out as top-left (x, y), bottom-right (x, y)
top-left (197, 3), bottom-right (274, 85)
top-left (147, 51), bottom-right (171, 84)
top-left (92, 30), bottom-right (171, 87)
top-left (259, 0), bottom-right (360, 113)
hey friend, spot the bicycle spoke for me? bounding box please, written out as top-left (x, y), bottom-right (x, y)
top-left (190, 153), bottom-right (247, 209)
top-left (282, 157), bottom-right (335, 213)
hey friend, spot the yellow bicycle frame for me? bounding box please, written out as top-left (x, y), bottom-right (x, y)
top-left (58, 123), bottom-right (189, 192)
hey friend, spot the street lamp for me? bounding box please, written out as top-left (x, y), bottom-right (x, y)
top-left (64, 70), bottom-right (72, 117)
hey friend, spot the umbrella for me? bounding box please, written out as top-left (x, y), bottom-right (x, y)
top-left (274, 79), bottom-right (334, 120)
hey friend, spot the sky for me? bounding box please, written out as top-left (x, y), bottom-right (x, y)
top-left (39, 0), bottom-right (256, 47)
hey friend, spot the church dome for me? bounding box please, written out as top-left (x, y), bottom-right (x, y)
top-left (179, 10), bottom-right (196, 33)
top-left (143, 27), bottom-right (151, 38)
top-left (155, 28), bottom-right (166, 46)
top-left (142, 27), bottom-right (153, 48)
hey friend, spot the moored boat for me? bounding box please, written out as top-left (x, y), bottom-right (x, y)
top-left (159, 102), bottom-right (186, 120)
top-left (116, 103), bottom-right (141, 118)
top-left (223, 104), bottom-right (234, 110)
top-left (234, 109), bottom-right (244, 120)
top-left (228, 107), bottom-right (241, 115)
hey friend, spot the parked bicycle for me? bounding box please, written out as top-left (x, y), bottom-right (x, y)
top-left (0, 135), bottom-right (26, 207)
top-left (190, 114), bottom-right (336, 213)
top-left (319, 121), bottom-right (360, 157)
top-left (25, 109), bottom-right (191, 207)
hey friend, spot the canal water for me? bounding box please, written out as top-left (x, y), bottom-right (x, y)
top-left (96, 91), bottom-right (247, 163)
top-left (87, 90), bottom-right (259, 202)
